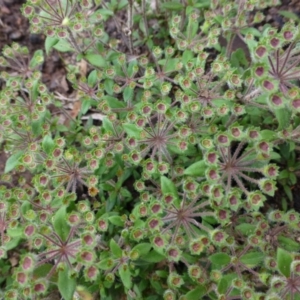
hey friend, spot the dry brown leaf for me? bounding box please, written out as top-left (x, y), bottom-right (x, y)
top-left (79, 59), bottom-right (88, 77)
top-left (60, 75), bottom-right (69, 92)
top-left (63, 99), bottom-right (81, 126)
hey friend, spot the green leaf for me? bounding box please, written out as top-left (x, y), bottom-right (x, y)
top-left (235, 223), bottom-right (256, 236)
top-left (209, 253), bottom-right (231, 265)
top-left (158, 58), bottom-right (179, 74)
top-left (4, 151), bottom-right (23, 173)
top-left (31, 119), bottom-right (43, 136)
top-left (277, 247), bottom-right (292, 277)
top-left (217, 274), bottom-right (237, 294)
top-left (101, 183), bottom-right (115, 192)
top-left (161, 2), bottom-right (184, 10)
top-left (182, 50), bottom-right (193, 65)
top-left (132, 243), bottom-right (152, 257)
top-left (104, 96), bottom-right (126, 109)
top-left (212, 99), bottom-right (233, 108)
top-left (260, 130), bottom-right (277, 141)
top-left (53, 206), bottom-right (70, 241)
top-left (104, 78), bottom-right (114, 95)
top-left (119, 263), bottom-right (132, 289)
top-left (295, 294), bottom-right (300, 300)
top-left (123, 123), bottom-right (142, 138)
top-left (108, 215), bottom-right (125, 227)
top-left (7, 228), bottom-right (23, 238)
top-left (283, 185), bottom-right (293, 202)
top-left (33, 264), bottom-right (54, 279)
top-left (240, 27), bottom-right (261, 37)
top-left (80, 98), bottom-right (91, 115)
top-left (117, 0), bottom-right (127, 9)
top-left (99, 258), bottom-right (115, 270)
top-left (185, 286), bottom-right (206, 299)
top-left (202, 216), bottom-right (218, 226)
top-left (29, 50), bottom-right (44, 68)
top-left (194, 0), bottom-right (210, 8)
top-left (186, 11), bottom-right (198, 37)
top-left (85, 53), bottom-right (107, 68)
top-left (45, 36), bottom-right (59, 55)
top-left (5, 237), bottom-right (22, 251)
top-left (213, 15), bottom-right (224, 25)
top-left (290, 142), bottom-right (296, 153)
top-left (230, 48), bottom-right (249, 68)
top-left (168, 143), bottom-right (196, 156)
top-left (281, 197), bottom-right (288, 212)
top-left (161, 175), bottom-right (178, 196)
top-left (278, 235), bottom-right (300, 252)
top-left (142, 250), bottom-right (165, 263)
top-left (127, 61), bottom-right (138, 78)
top-left (21, 201), bottom-right (31, 217)
top-left (58, 268), bottom-right (76, 300)
top-left (87, 70), bottom-right (98, 87)
top-left (107, 191), bottom-right (117, 211)
top-left (279, 170), bottom-right (290, 180)
top-left (93, 9), bottom-right (114, 20)
top-left (53, 39), bottom-right (73, 52)
top-left (31, 79), bottom-right (39, 101)
top-left (240, 252), bottom-right (264, 266)
top-left (42, 135), bottom-right (54, 155)
top-left (290, 172), bottom-right (297, 185)
top-left (245, 38), bottom-right (258, 53)
top-left (123, 86), bottom-right (133, 102)
top-left (275, 108), bottom-right (291, 130)
top-left (184, 160), bottom-right (206, 176)
top-left (120, 188), bottom-right (132, 199)
top-left (278, 10), bottom-right (300, 22)
top-left (102, 117), bottom-right (114, 133)
top-left (55, 124), bottom-right (70, 132)
top-left (280, 142), bottom-right (291, 160)
top-left (110, 238), bottom-right (122, 258)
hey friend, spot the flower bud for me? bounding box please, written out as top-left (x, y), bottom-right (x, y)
top-left (247, 191), bottom-right (266, 211)
top-left (255, 45), bottom-right (267, 58)
top-left (166, 245), bottom-right (182, 262)
top-left (285, 210), bottom-right (300, 225)
top-left (33, 280), bottom-right (48, 295)
top-left (269, 37), bottom-right (281, 49)
top-left (5, 290), bottom-right (18, 300)
top-left (78, 249), bottom-right (95, 265)
top-left (268, 210), bottom-right (284, 222)
top-left (97, 218), bottom-right (108, 232)
top-left (152, 235), bottom-right (166, 251)
top-left (210, 229), bottom-right (228, 246)
top-left (147, 217), bottom-right (161, 232)
top-left (84, 265), bottom-right (99, 281)
top-left (130, 228), bottom-right (144, 241)
top-left (205, 167), bottom-right (220, 182)
top-left (268, 94), bottom-right (284, 108)
top-left (168, 272), bottom-right (184, 288)
top-left (20, 254), bottom-right (35, 272)
top-left (259, 179), bottom-right (277, 196)
top-left (226, 189), bottom-right (242, 211)
top-left (189, 238), bottom-right (205, 255)
top-left (15, 271), bottom-right (28, 286)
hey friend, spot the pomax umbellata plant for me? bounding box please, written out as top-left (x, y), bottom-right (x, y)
top-left (1, 0), bottom-right (300, 299)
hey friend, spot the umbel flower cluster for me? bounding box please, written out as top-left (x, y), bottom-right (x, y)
top-left (1, 0), bottom-right (300, 299)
